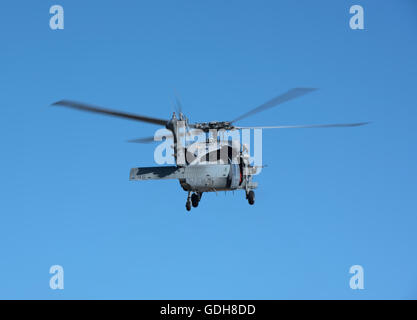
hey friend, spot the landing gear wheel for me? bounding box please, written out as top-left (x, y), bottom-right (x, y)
top-left (247, 190), bottom-right (255, 205)
top-left (185, 192), bottom-right (192, 212)
top-left (191, 193), bottom-right (199, 208)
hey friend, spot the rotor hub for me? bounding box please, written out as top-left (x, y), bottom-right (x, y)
top-left (193, 121), bottom-right (234, 132)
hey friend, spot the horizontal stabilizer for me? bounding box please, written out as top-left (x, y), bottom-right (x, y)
top-left (130, 166), bottom-right (186, 180)
top-left (130, 164), bottom-right (231, 181)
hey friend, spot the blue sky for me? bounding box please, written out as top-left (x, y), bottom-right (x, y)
top-left (0, 0), bottom-right (416, 299)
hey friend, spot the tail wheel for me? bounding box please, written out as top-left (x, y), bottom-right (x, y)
top-left (247, 190), bottom-right (255, 205)
top-left (186, 201), bottom-right (191, 211)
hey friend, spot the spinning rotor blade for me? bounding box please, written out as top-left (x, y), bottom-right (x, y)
top-left (174, 89), bottom-right (183, 115)
top-left (231, 88), bottom-right (317, 123)
top-left (236, 122), bottom-right (370, 129)
top-left (127, 136), bottom-right (163, 144)
top-left (52, 100), bottom-right (168, 126)
top-left (127, 129), bottom-right (203, 144)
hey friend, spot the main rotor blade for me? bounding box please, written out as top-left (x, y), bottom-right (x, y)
top-left (127, 129), bottom-right (203, 144)
top-left (52, 100), bottom-right (168, 126)
top-left (127, 136), bottom-right (165, 143)
top-left (174, 89), bottom-right (183, 115)
top-left (236, 122), bottom-right (370, 129)
top-left (231, 88), bottom-right (317, 123)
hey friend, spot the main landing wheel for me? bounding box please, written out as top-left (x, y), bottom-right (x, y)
top-left (247, 190), bottom-right (255, 205)
top-left (186, 192), bottom-right (192, 211)
top-left (191, 193), bottom-right (200, 208)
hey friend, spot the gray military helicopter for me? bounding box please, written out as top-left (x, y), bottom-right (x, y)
top-left (52, 88), bottom-right (368, 211)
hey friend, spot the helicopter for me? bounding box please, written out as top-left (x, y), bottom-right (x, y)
top-left (52, 88), bottom-right (369, 211)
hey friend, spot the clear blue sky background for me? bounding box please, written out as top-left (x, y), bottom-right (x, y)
top-left (0, 0), bottom-right (416, 299)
